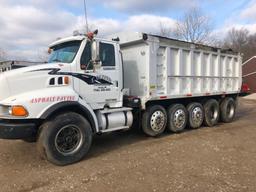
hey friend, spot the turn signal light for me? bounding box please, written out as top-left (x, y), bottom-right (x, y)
top-left (11, 106), bottom-right (28, 117)
top-left (64, 76), bottom-right (69, 85)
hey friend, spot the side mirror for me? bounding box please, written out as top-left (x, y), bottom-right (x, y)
top-left (91, 40), bottom-right (99, 61)
top-left (91, 40), bottom-right (102, 69)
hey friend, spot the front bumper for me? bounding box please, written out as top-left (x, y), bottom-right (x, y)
top-left (0, 120), bottom-right (37, 139)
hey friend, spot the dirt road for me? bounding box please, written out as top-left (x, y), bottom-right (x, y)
top-left (0, 99), bottom-right (256, 192)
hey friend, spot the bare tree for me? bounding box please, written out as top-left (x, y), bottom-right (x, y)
top-left (173, 8), bottom-right (213, 44)
top-left (223, 28), bottom-right (256, 61)
top-left (0, 48), bottom-right (6, 61)
top-left (158, 22), bottom-right (173, 37)
top-left (247, 33), bottom-right (256, 60)
top-left (223, 28), bottom-right (249, 52)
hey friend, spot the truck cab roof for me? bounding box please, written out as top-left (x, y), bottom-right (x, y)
top-left (49, 36), bottom-right (86, 48)
top-left (49, 34), bottom-right (118, 48)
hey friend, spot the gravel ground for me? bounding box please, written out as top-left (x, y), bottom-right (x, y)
top-left (0, 99), bottom-right (256, 192)
top-left (244, 93), bottom-right (256, 100)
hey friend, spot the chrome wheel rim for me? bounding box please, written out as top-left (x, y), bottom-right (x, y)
top-left (227, 102), bottom-right (235, 119)
top-left (55, 125), bottom-right (83, 156)
top-left (174, 109), bottom-right (186, 129)
top-left (150, 111), bottom-right (165, 132)
top-left (192, 107), bottom-right (203, 126)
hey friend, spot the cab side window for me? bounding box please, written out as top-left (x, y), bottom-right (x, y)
top-left (80, 41), bottom-right (92, 70)
top-left (100, 43), bottom-right (115, 67)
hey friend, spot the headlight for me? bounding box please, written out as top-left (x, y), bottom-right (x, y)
top-left (0, 105), bottom-right (11, 116)
top-left (0, 105), bottom-right (28, 117)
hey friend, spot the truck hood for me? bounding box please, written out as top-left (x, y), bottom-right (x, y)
top-left (0, 63), bottom-right (71, 102)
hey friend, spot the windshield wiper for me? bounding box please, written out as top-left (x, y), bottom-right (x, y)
top-left (52, 59), bottom-right (62, 63)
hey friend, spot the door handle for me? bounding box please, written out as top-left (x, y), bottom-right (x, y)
top-left (114, 81), bottom-right (118, 87)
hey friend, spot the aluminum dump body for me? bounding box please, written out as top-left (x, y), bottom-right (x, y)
top-left (112, 32), bottom-right (242, 108)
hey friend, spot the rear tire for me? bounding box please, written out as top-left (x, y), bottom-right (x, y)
top-left (142, 105), bottom-right (167, 137)
top-left (37, 112), bottom-right (92, 166)
top-left (167, 104), bottom-right (188, 133)
top-left (203, 99), bottom-right (220, 127)
top-left (187, 102), bottom-right (204, 129)
top-left (220, 97), bottom-right (236, 123)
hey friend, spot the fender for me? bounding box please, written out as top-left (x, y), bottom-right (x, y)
top-left (40, 101), bottom-right (99, 133)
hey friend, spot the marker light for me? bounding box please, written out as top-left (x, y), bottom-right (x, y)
top-left (10, 106), bottom-right (28, 117)
top-left (64, 76), bottom-right (69, 85)
top-left (87, 32), bottom-right (94, 40)
top-left (47, 48), bottom-right (52, 54)
top-left (87, 29), bottom-right (98, 40)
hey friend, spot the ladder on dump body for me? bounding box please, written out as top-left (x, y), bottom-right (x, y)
top-left (156, 47), bottom-right (167, 95)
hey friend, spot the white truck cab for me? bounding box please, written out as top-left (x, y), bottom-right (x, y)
top-left (0, 31), bottom-right (242, 165)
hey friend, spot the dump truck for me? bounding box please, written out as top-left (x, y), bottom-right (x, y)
top-left (0, 31), bottom-right (242, 165)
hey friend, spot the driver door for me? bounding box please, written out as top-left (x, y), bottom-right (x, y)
top-left (77, 40), bottom-right (121, 109)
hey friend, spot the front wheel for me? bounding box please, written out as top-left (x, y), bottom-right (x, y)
top-left (37, 112), bottom-right (92, 166)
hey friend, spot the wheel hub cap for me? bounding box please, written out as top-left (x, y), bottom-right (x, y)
top-left (55, 125), bottom-right (83, 156)
top-left (150, 111), bottom-right (165, 131)
top-left (192, 107), bottom-right (203, 125)
top-left (174, 109), bottom-right (186, 129)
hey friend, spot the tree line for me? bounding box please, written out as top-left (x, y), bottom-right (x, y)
top-left (0, 48), bottom-right (6, 62)
top-left (223, 28), bottom-right (256, 62)
top-left (159, 8), bottom-right (256, 62)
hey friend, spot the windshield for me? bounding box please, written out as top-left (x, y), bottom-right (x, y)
top-left (48, 41), bottom-right (81, 63)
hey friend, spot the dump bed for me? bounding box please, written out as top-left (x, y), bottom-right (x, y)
top-left (112, 32), bottom-right (242, 108)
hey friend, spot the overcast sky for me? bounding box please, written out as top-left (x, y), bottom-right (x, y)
top-left (0, 0), bottom-right (255, 61)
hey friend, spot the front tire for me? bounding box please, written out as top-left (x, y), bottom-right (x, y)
top-left (37, 112), bottom-right (92, 166)
top-left (142, 105), bottom-right (167, 137)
